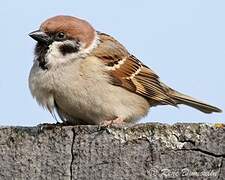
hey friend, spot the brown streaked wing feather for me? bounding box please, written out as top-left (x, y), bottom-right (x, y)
top-left (92, 32), bottom-right (128, 63)
top-left (91, 32), bottom-right (176, 106)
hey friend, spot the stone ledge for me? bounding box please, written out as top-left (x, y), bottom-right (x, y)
top-left (0, 123), bottom-right (224, 180)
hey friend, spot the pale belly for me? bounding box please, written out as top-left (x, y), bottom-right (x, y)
top-left (29, 58), bottom-right (150, 125)
top-left (54, 80), bottom-right (150, 124)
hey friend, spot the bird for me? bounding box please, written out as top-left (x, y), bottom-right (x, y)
top-left (28, 15), bottom-right (222, 125)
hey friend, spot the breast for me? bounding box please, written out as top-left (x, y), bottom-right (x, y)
top-left (28, 62), bottom-right (54, 113)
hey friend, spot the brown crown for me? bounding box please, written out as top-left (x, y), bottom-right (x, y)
top-left (40, 15), bottom-right (95, 47)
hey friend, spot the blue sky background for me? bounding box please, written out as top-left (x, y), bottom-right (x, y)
top-left (0, 0), bottom-right (224, 126)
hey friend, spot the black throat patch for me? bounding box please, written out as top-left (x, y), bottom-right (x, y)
top-left (34, 43), bottom-right (49, 70)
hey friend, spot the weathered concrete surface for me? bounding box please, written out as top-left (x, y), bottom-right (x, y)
top-left (0, 123), bottom-right (224, 180)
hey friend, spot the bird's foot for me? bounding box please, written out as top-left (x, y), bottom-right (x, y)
top-left (100, 117), bottom-right (125, 126)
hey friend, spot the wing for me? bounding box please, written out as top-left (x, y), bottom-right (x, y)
top-left (91, 32), bottom-right (176, 106)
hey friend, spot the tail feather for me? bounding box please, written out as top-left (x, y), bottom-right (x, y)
top-left (169, 90), bottom-right (222, 114)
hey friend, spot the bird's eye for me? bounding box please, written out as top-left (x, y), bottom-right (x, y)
top-left (55, 32), bottom-right (66, 41)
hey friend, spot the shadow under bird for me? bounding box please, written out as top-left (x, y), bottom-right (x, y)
top-left (28, 15), bottom-right (222, 125)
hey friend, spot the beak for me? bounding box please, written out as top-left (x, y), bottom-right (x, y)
top-left (29, 30), bottom-right (52, 45)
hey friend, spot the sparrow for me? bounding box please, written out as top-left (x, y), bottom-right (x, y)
top-left (28, 15), bottom-right (222, 125)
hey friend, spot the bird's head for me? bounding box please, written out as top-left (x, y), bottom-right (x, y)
top-left (29, 15), bottom-right (98, 69)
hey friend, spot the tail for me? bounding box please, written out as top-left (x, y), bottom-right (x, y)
top-left (168, 89), bottom-right (222, 114)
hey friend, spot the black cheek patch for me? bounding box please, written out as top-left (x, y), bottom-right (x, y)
top-left (59, 44), bottom-right (79, 56)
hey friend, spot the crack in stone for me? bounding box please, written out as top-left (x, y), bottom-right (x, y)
top-left (70, 127), bottom-right (76, 180)
top-left (175, 148), bottom-right (225, 158)
top-left (217, 158), bottom-right (224, 180)
top-left (172, 134), bottom-right (225, 158)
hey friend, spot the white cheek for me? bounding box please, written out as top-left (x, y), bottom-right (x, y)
top-left (44, 33), bottom-right (100, 68)
top-left (45, 41), bottom-right (87, 68)
top-left (45, 41), bottom-right (67, 67)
